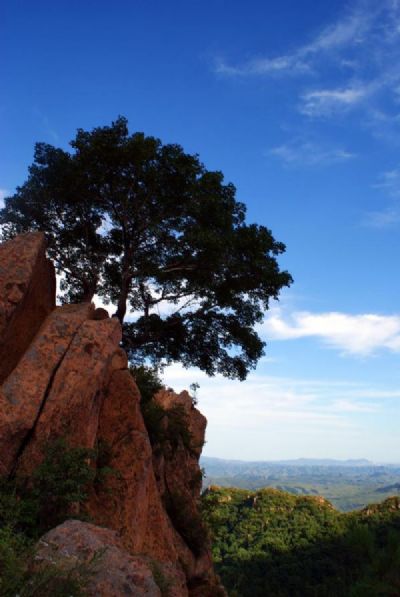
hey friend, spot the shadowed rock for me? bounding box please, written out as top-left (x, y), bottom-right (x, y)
top-left (0, 232), bottom-right (55, 383)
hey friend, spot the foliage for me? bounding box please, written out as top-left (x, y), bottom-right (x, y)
top-left (0, 439), bottom-right (97, 539)
top-left (0, 526), bottom-right (29, 595)
top-left (0, 117), bottom-right (292, 379)
top-left (201, 487), bottom-right (400, 596)
top-left (31, 439), bottom-right (96, 532)
top-left (149, 561), bottom-right (173, 596)
top-left (130, 365), bottom-right (163, 404)
top-left (0, 440), bottom-right (110, 596)
top-left (140, 398), bottom-right (194, 454)
top-left (189, 382), bottom-right (200, 405)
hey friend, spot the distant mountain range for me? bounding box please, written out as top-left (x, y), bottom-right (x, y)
top-left (201, 456), bottom-right (374, 467)
top-left (200, 455), bottom-right (400, 511)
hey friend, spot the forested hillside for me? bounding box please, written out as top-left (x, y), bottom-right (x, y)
top-left (202, 487), bottom-right (400, 596)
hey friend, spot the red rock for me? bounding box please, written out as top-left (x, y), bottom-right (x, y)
top-left (86, 366), bottom-right (188, 566)
top-left (0, 232), bottom-right (55, 383)
top-left (151, 390), bottom-right (224, 592)
top-left (17, 316), bottom-right (121, 475)
top-left (0, 303), bottom-right (93, 476)
top-left (0, 232), bottom-right (225, 596)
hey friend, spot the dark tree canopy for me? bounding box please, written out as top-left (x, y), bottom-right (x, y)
top-left (0, 117), bottom-right (292, 379)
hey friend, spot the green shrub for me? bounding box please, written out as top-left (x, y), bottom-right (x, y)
top-left (0, 440), bottom-right (111, 596)
top-left (0, 526), bottom-right (29, 595)
top-left (150, 560), bottom-right (173, 596)
top-left (30, 438), bottom-right (96, 534)
top-left (130, 365), bottom-right (163, 404)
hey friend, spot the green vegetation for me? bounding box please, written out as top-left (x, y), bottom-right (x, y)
top-left (202, 486), bottom-right (400, 596)
top-left (0, 117), bottom-right (291, 380)
top-left (149, 560), bottom-right (173, 596)
top-left (0, 439), bottom-right (106, 596)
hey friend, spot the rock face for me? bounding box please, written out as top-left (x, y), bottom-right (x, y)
top-left (0, 232), bottom-right (55, 384)
top-left (0, 233), bottom-right (225, 596)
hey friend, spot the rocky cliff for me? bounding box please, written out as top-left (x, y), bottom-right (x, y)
top-left (0, 232), bottom-right (225, 596)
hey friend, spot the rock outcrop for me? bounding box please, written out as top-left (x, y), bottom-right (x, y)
top-left (0, 233), bottom-right (225, 596)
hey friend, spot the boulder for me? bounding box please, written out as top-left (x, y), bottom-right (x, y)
top-left (35, 520), bottom-right (187, 597)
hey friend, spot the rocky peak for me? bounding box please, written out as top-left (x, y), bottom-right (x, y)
top-left (0, 233), bottom-right (225, 596)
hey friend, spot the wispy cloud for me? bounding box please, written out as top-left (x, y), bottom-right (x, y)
top-left (215, 4), bottom-right (373, 78)
top-left (162, 363), bottom-right (398, 443)
top-left (374, 167), bottom-right (400, 197)
top-left (363, 208), bottom-right (400, 227)
top-left (162, 362), bottom-right (400, 459)
top-left (262, 308), bottom-right (400, 356)
top-left (299, 85), bottom-right (369, 117)
top-left (364, 167), bottom-right (400, 227)
top-left (215, 55), bottom-right (310, 77)
top-left (215, 0), bottom-right (400, 129)
top-left (270, 141), bottom-right (356, 166)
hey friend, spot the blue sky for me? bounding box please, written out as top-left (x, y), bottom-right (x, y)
top-left (2, 0), bottom-right (400, 461)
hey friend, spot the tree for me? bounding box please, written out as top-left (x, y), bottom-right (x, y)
top-left (0, 117), bottom-right (292, 379)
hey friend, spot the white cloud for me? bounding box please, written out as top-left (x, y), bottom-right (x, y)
top-left (262, 309), bottom-right (400, 355)
top-left (363, 208), bottom-right (400, 227)
top-left (215, 0), bottom-right (400, 131)
top-left (364, 167), bottom-right (400, 227)
top-left (270, 141), bottom-right (356, 166)
top-left (215, 55), bottom-right (310, 77)
top-left (161, 363), bottom-right (400, 448)
top-left (161, 362), bottom-right (400, 459)
top-left (374, 167), bottom-right (400, 197)
top-left (215, 4), bottom-right (373, 78)
top-left (330, 399), bottom-right (378, 413)
top-left (300, 86), bottom-right (369, 117)
top-left (308, 12), bottom-right (370, 52)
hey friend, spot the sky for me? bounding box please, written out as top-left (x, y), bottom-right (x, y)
top-left (2, 0), bottom-right (400, 462)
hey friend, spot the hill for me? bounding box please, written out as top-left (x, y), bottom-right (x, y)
top-left (201, 486), bottom-right (400, 596)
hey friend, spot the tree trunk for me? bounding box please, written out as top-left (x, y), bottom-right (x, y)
top-left (114, 272), bottom-right (132, 323)
top-left (81, 277), bottom-right (98, 302)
